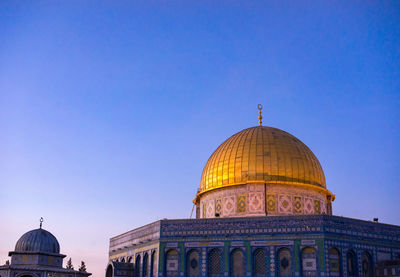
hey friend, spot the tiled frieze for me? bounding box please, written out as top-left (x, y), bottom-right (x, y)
top-left (293, 196), bottom-right (302, 214)
top-left (266, 193), bottom-right (277, 213)
top-left (278, 194), bottom-right (292, 214)
top-left (223, 196), bottom-right (235, 216)
top-left (237, 194), bottom-right (247, 213)
top-left (248, 192), bottom-right (263, 213)
top-left (199, 183), bottom-right (329, 218)
top-left (304, 197), bottom-right (314, 214)
top-left (206, 200), bottom-right (215, 218)
top-left (215, 198), bottom-right (222, 215)
top-left (314, 199), bottom-right (321, 214)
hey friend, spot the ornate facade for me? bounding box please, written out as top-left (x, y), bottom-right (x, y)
top-left (106, 116), bottom-right (400, 277)
top-left (107, 216), bottom-right (400, 277)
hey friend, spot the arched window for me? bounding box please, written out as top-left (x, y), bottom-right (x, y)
top-left (301, 247), bottom-right (317, 277)
top-left (208, 248), bottom-right (222, 277)
top-left (150, 251), bottom-right (156, 277)
top-left (186, 249), bottom-right (200, 277)
top-left (120, 257), bottom-right (125, 263)
top-left (128, 257), bottom-right (132, 264)
top-left (253, 248), bottom-right (267, 277)
top-left (165, 249), bottom-right (179, 277)
top-left (143, 253), bottom-right (149, 277)
top-left (347, 250), bottom-right (357, 277)
top-left (135, 255), bottom-right (141, 277)
top-left (362, 251), bottom-right (373, 277)
top-left (328, 248), bottom-right (341, 277)
top-left (277, 247), bottom-right (292, 277)
top-left (106, 264), bottom-right (113, 277)
top-left (230, 248), bottom-right (244, 277)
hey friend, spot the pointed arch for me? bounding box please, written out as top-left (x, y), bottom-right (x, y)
top-left (165, 249), bottom-right (179, 277)
top-left (328, 248), bottom-right (341, 277)
top-left (253, 248), bottom-right (267, 277)
top-left (301, 247), bottom-right (317, 277)
top-left (347, 250), bottom-right (358, 277)
top-left (230, 248), bottom-right (245, 277)
top-left (361, 251), bottom-right (373, 277)
top-left (135, 255), bottom-right (141, 277)
top-left (106, 264), bottom-right (113, 277)
top-left (208, 248), bottom-right (223, 277)
top-left (150, 251), bottom-right (156, 277)
top-left (143, 253), bottom-right (149, 277)
top-left (277, 247), bottom-right (292, 277)
top-left (186, 249), bottom-right (200, 277)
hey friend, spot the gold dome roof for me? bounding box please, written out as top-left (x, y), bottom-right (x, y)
top-left (199, 126), bottom-right (326, 195)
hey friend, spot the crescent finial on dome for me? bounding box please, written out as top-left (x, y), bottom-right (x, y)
top-left (258, 104), bottom-right (263, 126)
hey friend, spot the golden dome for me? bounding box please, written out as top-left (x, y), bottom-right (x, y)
top-left (199, 126), bottom-right (326, 195)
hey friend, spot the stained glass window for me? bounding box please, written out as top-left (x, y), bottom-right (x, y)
top-left (253, 248), bottom-right (267, 276)
top-left (278, 248), bottom-right (291, 277)
top-left (186, 250), bottom-right (200, 277)
top-left (208, 248), bottom-right (222, 277)
top-left (230, 249), bottom-right (244, 277)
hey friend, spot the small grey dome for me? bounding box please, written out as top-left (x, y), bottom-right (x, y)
top-left (15, 228), bottom-right (60, 254)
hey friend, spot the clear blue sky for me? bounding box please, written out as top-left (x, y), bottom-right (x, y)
top-left (0, 1), bottom-right (399, 276)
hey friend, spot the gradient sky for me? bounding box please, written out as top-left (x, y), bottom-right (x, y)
top-left (0, 1), bottom-right (399, 277)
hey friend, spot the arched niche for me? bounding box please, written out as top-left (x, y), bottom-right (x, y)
top-left (186, 249), bottom-right (200, 277)
top-left (301, 247), bottom-right (317, 277)
top-left (143, 253), bottom-right (149, 277)
top-left (165, 249), bottom-right (179, 277)
top-left (105, 264), bottom-right (113, 277)
top-left (361, 251), bottom-right (373, 277)
top-left (150, 251), bottom-right (156, 277)
top-left (230, 248), bottom-right (245, 277)
top-left (277, 247), bottom-right (292, 277)
top-left (253, 248), bottom-right (267, 277)
top-left (135, 255), bottom-right (141, 277)
top-left (208, 248), bottom-right (223, 277)
top-left (328, 248), bottom-right (341, 277)
top-left (347, 250), bottom-right (358, 277)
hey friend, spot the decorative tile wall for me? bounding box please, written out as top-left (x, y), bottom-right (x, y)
top-left (199, 183), bottom-right (329, 218)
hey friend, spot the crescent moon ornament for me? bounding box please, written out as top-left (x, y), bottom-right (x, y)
top-left (258, 104), bottom-right (263, 126)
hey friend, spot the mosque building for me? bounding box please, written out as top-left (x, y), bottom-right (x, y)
top-left (106, 106), bottom-right (400, 277)
top-left (0, 219), bottom-right (91, 277)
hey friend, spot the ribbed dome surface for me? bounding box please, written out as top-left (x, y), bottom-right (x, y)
top-left (200, 126), bottom-right (326, 194)
top-left (15, 228), bottom-right (60, 254)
